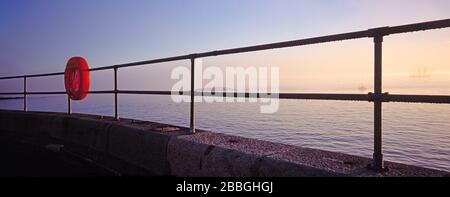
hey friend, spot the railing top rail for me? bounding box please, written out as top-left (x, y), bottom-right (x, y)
top-left (1, 18), bottom-right (449, 80)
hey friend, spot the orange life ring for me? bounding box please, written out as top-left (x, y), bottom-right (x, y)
top-left (64, 57), bottom-right (90, 100)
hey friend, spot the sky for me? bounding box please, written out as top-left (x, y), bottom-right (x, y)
top-left (1, 0), bottom-right (450, 93)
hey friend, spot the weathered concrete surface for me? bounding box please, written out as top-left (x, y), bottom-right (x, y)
top-left (0, 110), bottom-right (448, 177)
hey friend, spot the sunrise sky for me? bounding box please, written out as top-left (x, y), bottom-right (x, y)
top-left (1, 0), bottom-right (450, 93)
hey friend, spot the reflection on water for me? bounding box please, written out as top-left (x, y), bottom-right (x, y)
top-left (1, 93), bottom-right (449, 172)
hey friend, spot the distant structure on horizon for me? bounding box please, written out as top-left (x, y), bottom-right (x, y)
top-left (410, 68), bottom-right (432, 79)
top-left (357, 85), bottom-right (368, 92)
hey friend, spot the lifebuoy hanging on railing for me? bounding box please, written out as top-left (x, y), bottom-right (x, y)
top-left (64, 56), bottom-right (90, 100)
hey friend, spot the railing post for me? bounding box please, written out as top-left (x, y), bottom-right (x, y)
top-left (190, 58), bottom-right (196, 133)
top-left (373, 35), bottom-right (384, 170)
top-left (67, 95), bottom-right (72, 114)
top-left (114, 67), bottom-right (119, 120)
top-left (23, 76), bottom-right (27, 112)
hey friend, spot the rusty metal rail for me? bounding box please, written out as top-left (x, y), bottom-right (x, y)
top-left (1, 18), bottom-right (450, 171)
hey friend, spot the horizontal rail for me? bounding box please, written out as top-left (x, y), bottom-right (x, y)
top-left (26, 91), bottom-right (66, 95)
top-left (386, 94), bottom-right (450, 104)
top-left (1, 19), bottom-right (449, 80)
top-left (387, 18), bottom-right (450, 35)
top-left (278, 93), bottom-right (369, 101)
top-left (100, 19), bottom-right (450, 70)
top-left (118, 90), bottom-right (173, 95)
top-left (88, 90), bottom-right (116, 94)
top-left (2, 90), bottom-right (450, 104)
top-left (0, 91), bottom-right (114, 95)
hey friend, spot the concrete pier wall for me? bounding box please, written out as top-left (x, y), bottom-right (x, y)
top-left (0, 110), bottom-right (448, 177)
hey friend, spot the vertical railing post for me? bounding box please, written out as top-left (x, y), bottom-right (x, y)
top-left (373, 35), bottom-right (384, 170)
top-left (23, 76), bottom-right (27, 112)
top-left (190, 58), bottom-right (196, 133)
top-left (114, 67), bottom-right (119, 120)
top-left (67, 94), bottom-right (71, 114)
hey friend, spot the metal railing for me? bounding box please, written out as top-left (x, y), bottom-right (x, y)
top-left (1, 19), bottom-right (450, 170)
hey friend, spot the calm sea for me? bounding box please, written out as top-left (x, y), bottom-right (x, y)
top-left (1, 88), bottom-right (449, 172)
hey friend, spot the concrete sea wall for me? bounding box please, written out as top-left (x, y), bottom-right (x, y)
top-left (0, 110), bottom-right (448, 177)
